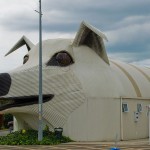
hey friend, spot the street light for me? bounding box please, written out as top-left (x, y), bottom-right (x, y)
top-left (38, 0), bottom-right (43, 141)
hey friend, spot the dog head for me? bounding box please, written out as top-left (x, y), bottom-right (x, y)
top-left (0, 21), bottom-right (110, 128)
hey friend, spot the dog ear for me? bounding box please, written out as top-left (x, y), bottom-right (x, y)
top-left (5, 36), bottom-right (34, 56)
top-left (73, 21), bottom-right (109, 65)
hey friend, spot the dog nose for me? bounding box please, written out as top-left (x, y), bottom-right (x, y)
top-left (0, 73), bottom-right (11, 96)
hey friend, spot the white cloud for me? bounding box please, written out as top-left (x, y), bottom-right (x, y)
top-left (108, 52), bottom-right (138, 62)
top-left (131, 59), bottom-right (150, 67)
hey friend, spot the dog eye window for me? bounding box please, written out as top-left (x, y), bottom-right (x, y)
top-left (23, 55), bottom-right (29, 64)
top-left (47, 51), bottom-right (73, 67)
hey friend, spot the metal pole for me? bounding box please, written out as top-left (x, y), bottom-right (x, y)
top-left (38, 0), bottom-right (43, 141)
top-left (148, 105), bottom-right (150, 145)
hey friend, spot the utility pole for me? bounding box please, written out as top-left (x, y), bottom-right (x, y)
top-left (38, 0), bottom-right (43, 141)
top-left (149, 107), bottom-right (150, 145)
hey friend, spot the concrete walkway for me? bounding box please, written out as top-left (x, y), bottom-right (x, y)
top-left (0, 129), bottom-right (9, 136)
top-left (0, 139), bottom-right (149, 150)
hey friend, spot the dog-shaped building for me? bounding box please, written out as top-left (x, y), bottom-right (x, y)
top-left (0, 21), bottom-right (150, 141)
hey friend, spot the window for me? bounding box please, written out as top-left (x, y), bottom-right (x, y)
top-left (122, 103), bottom-right (129, 112)
top-left (137, 104), bottom-right (142, 112)
top-left (23, 55), bottom-right (29, 64)
top-left (47, 51), bottom-right (74, 67)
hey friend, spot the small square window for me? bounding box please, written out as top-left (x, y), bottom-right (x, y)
top-left (137, 104), bottom-right (142, 112)
top-left (122, 103), bottom-right (129, 112)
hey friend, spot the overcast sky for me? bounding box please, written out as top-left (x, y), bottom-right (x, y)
top-left (0, 0), bottom-right (150, 73)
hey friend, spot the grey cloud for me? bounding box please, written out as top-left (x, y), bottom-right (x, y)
top-left (42, 0), bottom-right (150, 31)
top-left (0, 0), bottom-right (150, 67)
top-left (105, 21), bottom-right (150, 58)
top-left (1, 0), bottom-right (150, 32)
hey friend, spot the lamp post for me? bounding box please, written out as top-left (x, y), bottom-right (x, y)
top-left (38, 0), bottom-right (43, 141)
top-left (149, 106), bottom-right (150, 145)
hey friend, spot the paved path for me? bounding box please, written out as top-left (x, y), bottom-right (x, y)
top-left (0, 130), bottom-right (9, 136)
top-left (0, 139), bottom-right (149, 150)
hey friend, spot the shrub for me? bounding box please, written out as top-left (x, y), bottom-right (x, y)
top-left (44, 125), bottom-right (49, 132)
top-left (0, 129), bottom-right (72, 145)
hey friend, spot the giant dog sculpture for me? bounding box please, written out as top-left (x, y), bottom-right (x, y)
top-left (0, 21), bottom-right (150, 141)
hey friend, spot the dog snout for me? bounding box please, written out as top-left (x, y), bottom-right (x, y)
top-left (0, 73), bottom-right (11, 96)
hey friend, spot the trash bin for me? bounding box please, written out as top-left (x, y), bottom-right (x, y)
top-left (54, 127), bottom-right (63, 139)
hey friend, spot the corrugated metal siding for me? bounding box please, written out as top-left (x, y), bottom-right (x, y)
top-left (4, 67), bottom-right (86, 128)
top-left (110, 60), bottom-right (150, 98)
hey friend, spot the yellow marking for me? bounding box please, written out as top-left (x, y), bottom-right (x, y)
top-left (130, 64), bottom-right (150, 82)
top-left (111, 61), bottom-right (142, 97)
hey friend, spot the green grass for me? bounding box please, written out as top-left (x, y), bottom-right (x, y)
top-left (0, 129), bottom-right (72, 145)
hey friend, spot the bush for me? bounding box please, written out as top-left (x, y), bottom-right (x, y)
top-left (0, 129), bottom-right (72, 145)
